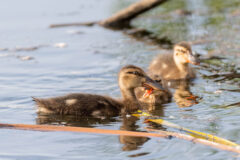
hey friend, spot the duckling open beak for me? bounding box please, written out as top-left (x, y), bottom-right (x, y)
top-left (142, 77), bottom-right (164, 98)
top-left (187, 53), bottom-right (200, 65)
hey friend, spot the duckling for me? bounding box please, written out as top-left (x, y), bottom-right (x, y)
top-left (33, 65), bottom-right (165, 117)
top-left (135, 85), bottom-right (171, 110)
top-left (148, 42), bottom-right (200, 81)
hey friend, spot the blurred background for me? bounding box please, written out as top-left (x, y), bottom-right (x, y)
top-left (0, 0), bottom-right (240, 159)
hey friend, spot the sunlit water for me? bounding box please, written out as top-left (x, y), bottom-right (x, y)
top-left (0, 0), bottom-right (240, 159)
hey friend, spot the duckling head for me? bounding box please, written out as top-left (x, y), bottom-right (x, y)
top-left (118, 65), bottom-right (164, 99)
top-left (173, 42), bottom-right (200, 65)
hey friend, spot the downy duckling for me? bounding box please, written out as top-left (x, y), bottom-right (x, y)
top-left (135, 84), bottom-right (171, 110)
top-left (33, 65), bottom-right (165, 117)
top-left (148, 42), bottom-right (200, 81)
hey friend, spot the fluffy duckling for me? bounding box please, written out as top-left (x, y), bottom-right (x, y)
top-left (135, 86), bottom-right (171, 110)
top-left (33, 65), bottom-right (165, 117)
top-left (148, 42), bottom-right (200, 81)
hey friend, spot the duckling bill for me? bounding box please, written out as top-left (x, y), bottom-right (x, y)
top-left (33, 65), bottom-right (166, 117)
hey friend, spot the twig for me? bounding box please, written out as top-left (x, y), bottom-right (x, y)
top-left (146, 128), bottom-right (240, 154)
top-left (220, 89), bottom-right (240, 92)
top-left (225, 102), bottom-right (240, 107)
top-left (203, 73), bottom-right (240, 82)
top-left (1, 122), bottom-right (240, 154)
top-left (49, 22), bottom-right (96, 28)
top-left (0, 123), bottom-right (169, 138)
top-left (133, 110), bottom-right (239, 147)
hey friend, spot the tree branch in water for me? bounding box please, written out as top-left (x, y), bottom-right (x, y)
top-left (99, 0), bottom-right (168, 29)
top-left (49, 0), bottom-right (168, 29)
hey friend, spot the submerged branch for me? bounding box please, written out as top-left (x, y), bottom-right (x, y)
top-left (49, 21), bottom-right (96, 28)
top-left (49, 0), bottom-right (168, 29)
top-left (48, 0), bottom-right (175, 48)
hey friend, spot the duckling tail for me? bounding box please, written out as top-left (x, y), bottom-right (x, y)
top-left (32, 96), bottom-right (38, 102)
top-left (32, 97), bottom-right (43, 104)
top-left (32, 96), bottom-right (43, 107)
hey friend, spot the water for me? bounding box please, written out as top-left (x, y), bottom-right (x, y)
top-left (0, 0), bottom-right (240, 159)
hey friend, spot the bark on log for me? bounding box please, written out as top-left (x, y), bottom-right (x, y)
top-left (99, 0), bottom-right (168, 29)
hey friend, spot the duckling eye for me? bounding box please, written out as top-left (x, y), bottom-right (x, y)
top-left (127, 71), bottom-right (143, 77)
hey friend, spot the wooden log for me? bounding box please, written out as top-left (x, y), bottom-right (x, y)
top-left (99, 0), bottom-right (168, 29)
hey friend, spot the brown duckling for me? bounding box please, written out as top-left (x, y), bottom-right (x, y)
top-left (148, 42), bottom-right (200, 81)
top-left (135, 85), bottom-right (171, 110)
top-left (33, 65), bottom-right (165, 117)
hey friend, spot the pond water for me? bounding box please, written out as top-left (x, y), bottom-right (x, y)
top-left (0, 0), bottom-right (240, 159)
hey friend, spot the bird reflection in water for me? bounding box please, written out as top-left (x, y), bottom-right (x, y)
top-left (119, 116), bottom-right (149, 151)
top-left (162, 80), bottom-right (199, 108)
top-left (119, 105), bottom-right (165, 153)
top-left (36, 113), bottom-right (119, 127)
top-left (36, 103), bottom-right (165, 157)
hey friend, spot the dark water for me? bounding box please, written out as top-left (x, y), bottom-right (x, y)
top-left (0, 0), bottom-right (240, 159)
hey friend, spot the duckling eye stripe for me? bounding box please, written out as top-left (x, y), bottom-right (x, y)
top-left (177, 49), bottom-right (186, 53)
top-left (126, 71), bottom-right (144, 77)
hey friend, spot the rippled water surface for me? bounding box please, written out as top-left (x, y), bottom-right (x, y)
top-left (0, 0), bottom-right (240, 159)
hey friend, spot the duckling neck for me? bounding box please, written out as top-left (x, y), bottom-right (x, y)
top-left (120, 88), bottom-right (139, 113)
top-left (173, 55), bottom-right (189, 73)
